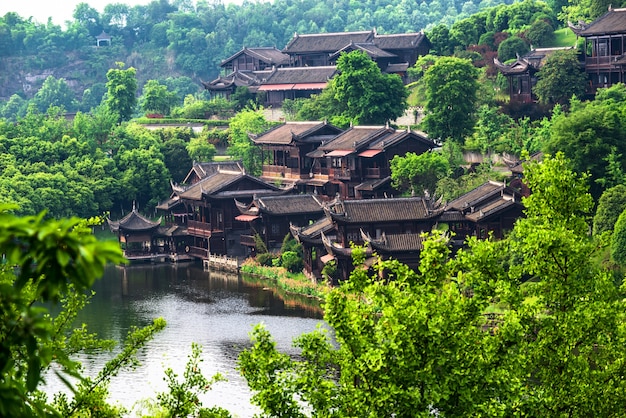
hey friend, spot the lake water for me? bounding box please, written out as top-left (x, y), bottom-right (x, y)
top-left (45, 262), bottom-right (325, 417)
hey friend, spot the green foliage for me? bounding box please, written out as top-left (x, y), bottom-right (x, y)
top-left (187, 137), bottom-right (217, 162)
top-left (534, 49), bottom-right (586, 105)
top-left (545, 91), bottom-right (626, 200)
top-left (240, 152), bottom-right (626, 416)
top-left (594, 184), bottom-right (626, 236)
top-left (497, 36), bottom-right (529, 61)
top-left (154, 342), bottom-right (231, 418)
top-left (390, 151), bottom-right (451, 196)
top-left (281, 251), bottom-right (304, 273)
top-left (332, 51), bottom-right (409, 125)
top-left (32, 76), bottom-right (79, 113)
top-left (422, 57), bottom-right (480, 143)
top-left (525, 19), bottom-right (554, 47)
top-left (228, 107), bottom-right (270, 175)
top-left (0, 208), bottom-right (126, 416)
top-left (171, 96), bottom-right (235, 120)
top-left (140, 79), bottom-right (178, 116)
top-left (105, 63), bottom-right (138, 123)
top-left (611, 208), bottom-right (626, 266)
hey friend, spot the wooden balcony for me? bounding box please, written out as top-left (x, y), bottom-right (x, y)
top-left (330, 167), bottom-right (351, 180)
top-left (261, 165), bottom-right (303, 179)
top-left (187, 220), bottom-right (212, 237)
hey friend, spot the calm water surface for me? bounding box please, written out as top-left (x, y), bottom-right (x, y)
top-left (46, 262), bottom-right (325, 417)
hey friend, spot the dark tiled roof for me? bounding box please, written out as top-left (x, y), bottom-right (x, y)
top-left (257, 194), bottom-right (324, 215)
top-left (330, 43), bottom-right (396, 60)
top-left (437, 210), bottom-right (466, 222)
top-left (366, 129), bottom-right (435, 150)
top-left (262, 66), bottom-right (337, 84)
top-left (446, 181), bottom-right (507, 211)
top-left (201, 70), bottom-right (263, 90)
top-left (385, 62), bottom-right (410, 73)
top-left (221, 47), bottom-right (290, 67)
top-left (182, 161), bottom-right (243, 184)
top-left (292, 217), bottom-right (335, 243)
top-left (319, 126), bottom-right (392, 151)
top-left (575, 8), bottom-right (626, 35)
top-left (284, 31), bottom-right (374, 53)
top-left (179, 171), bottom-right (243, 200)
top-left (465, 198), bottom-right (521, 222)
top-left (327, 197), bottom-right (437, 223)
top-left (367, 232), bottom-right (425, 252)
top-left (108, 208), bottom-right (161, 232)
top-left (493, 58), bottom-right (534, 75)
top-left (252, 121), bottom-right (340, 145)
top-left (374, 32), bottom-right (427, 49)
top-left (354, 177), bottom-right (391, 191)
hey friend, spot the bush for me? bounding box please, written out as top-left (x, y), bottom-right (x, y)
top-left (281, 251), bottom-right (304, 273)
top-left (256, 252), bottom-right (274, 266)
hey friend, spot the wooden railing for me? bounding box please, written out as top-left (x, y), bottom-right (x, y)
top-left (262, 165), bottom-right (302, 179)
top-left (187, 220), bottom-right (212, 237)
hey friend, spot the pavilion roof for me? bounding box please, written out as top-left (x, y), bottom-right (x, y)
top-left (284, 30), bottom-right (374, 53)
top-left (325, 196), bottom-right (440, 223)
top-left (571, 8), bottom-right (626, 36)
top-left (108, 207), bottom-right (161, 232)
top-left (251, 121), bottom-right (343, 145)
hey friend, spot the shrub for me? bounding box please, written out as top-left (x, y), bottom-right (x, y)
top-left (256, 252), bottom-right (274, 266)
top-left (281, 251), bottom-right (304, 273)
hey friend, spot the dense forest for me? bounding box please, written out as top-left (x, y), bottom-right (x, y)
top-left (0, 0), bottom-right (616, 104)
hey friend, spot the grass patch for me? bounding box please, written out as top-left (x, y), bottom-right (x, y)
top-left (240, 258), bottom-right (328, 299)
top-left (545, 28), bottom-right (578, 48)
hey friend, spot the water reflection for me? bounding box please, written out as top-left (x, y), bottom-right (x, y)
top-left (46, 262), bottom-right (325, 417)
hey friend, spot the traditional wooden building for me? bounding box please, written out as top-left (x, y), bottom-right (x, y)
top-left (494, 47), bottom-right (574, 103)
top-left (235, 194), bottom-right (325, 255)
top-left (257, 66), bottom-right (338, 107)
top-left (283, 29), bottom-right (429, 72)
top-left (250, 121), bottom-right (344, 191)
top-left (156, 161), bottom-right (288, 258)
top-left (202, 30), bottom-right (430, 105)
top-left (570, 7), bottom-right (626, 93)
top-left (310, 125), bottom-right (437, 199)
top-left (201, 47), bottom-right (290, 100)
top-left (107, 206), bottom-right (162, 257)
top-left (292, 196), bottom-right (441, 281)
top-left (443, 180), bottom-right (524, 242)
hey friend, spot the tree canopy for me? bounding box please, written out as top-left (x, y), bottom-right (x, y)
top-left (239, 152), bottom-right (626, 416)
top-left (421, 57), bottom-right (480, 143)
top-left (332, 50), bottom-right (408, 125)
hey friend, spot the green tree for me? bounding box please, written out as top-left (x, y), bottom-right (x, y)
top-left (593, 184), bottom-right (626, 236)
top-left (611, 207), bottom-right (626, 266)
top-left (32, 76), bottom-right (79, 113)
top-left (421, 57), bottom-right (480, 143)
top-left (228, 107), bottom-right (270, 175)
top-left (546, 95), bottom-right (626, 199)
top-left (525, 19), bottom-right (554, 47)
top-left (140, 79), bottom-right (178, 116)
top-left (332, 50), bottom-right (408, 125)
top-left (0, 209), bottom-right (127, 415)
top-left (497, 36), bottom-right (529, 61)
top-left (187, 136), bottom-right (217, 162)
top-left (105, 63), bottom-right (138, 123)
top-left (534, 49), bottom-right (586, 105)
top-left (390, 151), bottom-right (451, 196)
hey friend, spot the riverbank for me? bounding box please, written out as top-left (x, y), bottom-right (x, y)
top-left (239, 258), bottom-right (329, 302)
